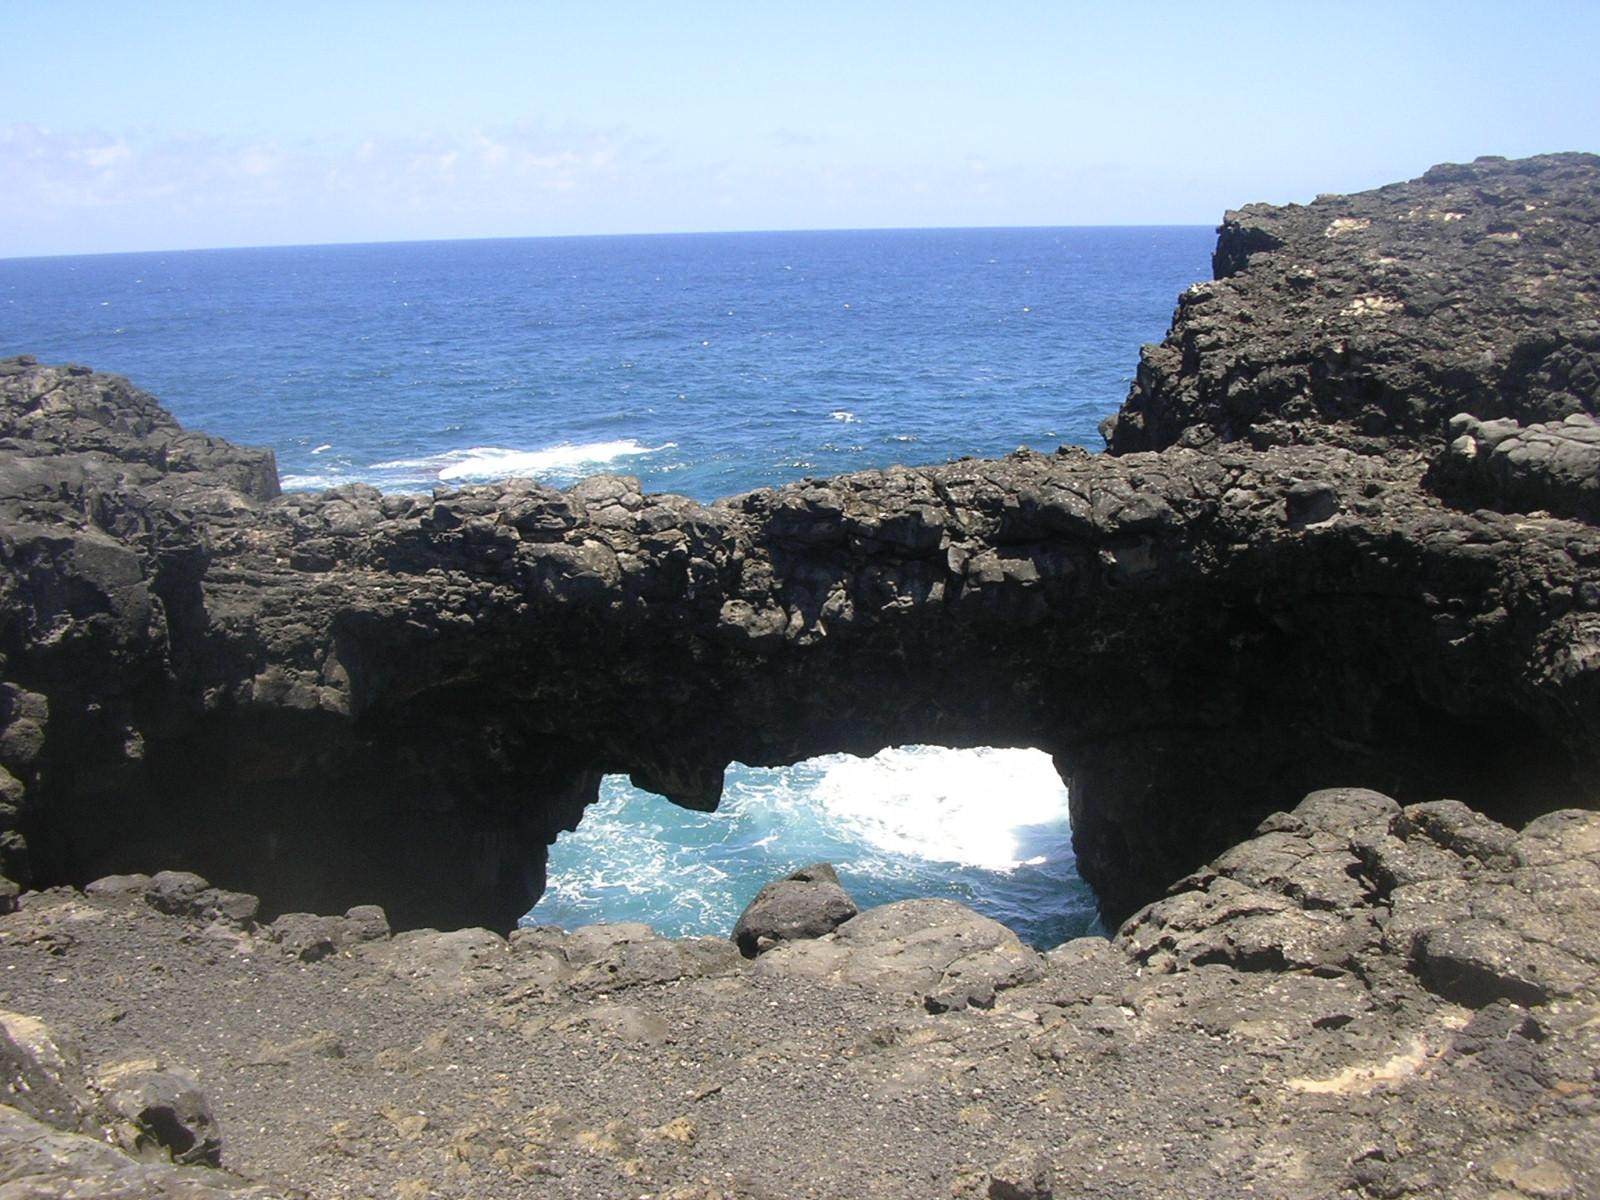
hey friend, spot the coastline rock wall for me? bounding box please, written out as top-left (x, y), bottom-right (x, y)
top-left (1105, 153), bottom-right (1600, 458)
top-left (2, 153), bottom-right (1598, 931)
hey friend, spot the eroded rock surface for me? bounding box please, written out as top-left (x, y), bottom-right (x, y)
top-left (731, 862), bottom-right (859, 956)
top-left (0, 789), bottom-right (1594, 1199)
top-left (1, 996), bottom-right (286, 1197)
top-left (2, 154), bottom-right (1598, 936)
top-left (1431, 410), bottom-right (1600, 521)
top-left (1105, 153), bottom-right (1600, 456)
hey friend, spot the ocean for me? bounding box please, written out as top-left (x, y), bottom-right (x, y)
top-left (1, 225), bottom-right (1213, 946)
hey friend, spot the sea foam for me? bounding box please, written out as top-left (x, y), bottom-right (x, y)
top-left (813, 745), bottom-right (1067, 871)
top-left (527, 745), bottom-right (1087, 944)
top-left (363, 438), bottom-right (671, 486)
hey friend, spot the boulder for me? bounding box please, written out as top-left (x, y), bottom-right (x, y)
top-left (0, 1010), bottom-right (94, 1133)
top-left (0, 1105), bottom-right (283, 1197)
top-left (758, 898), bottom-right (1045, 1011)
top-left (731, 863), bottom-right (859, 956)
top-left (144, 870), bottom-right (212, 915)
top-left (95, 1060), bottom-right (222, 1167)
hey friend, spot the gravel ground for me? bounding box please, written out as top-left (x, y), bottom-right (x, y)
top-left (3, 793), bottom-right (1596, 1199)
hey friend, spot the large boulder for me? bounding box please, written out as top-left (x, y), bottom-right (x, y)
top-left (757, 897), bottom-right (1045, 1011)
top-left (731, 863), bottom-right (859, 956)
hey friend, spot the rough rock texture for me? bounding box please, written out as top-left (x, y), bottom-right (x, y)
top-left (1, 994), bottom-right (286, 1196)
top-left (0, 790), bottom-right (1594, 1199)
top-left (97, 1060), bottom-right (224, 1166)
top-left (731, 862), bottom-right (859, 956)
top-left (757, 898), bottom-right (1046, 1013)
top-left (0, 1108), bottom-right (290, 1200)
top-left (2, 154), bottom-right (1599, 936)
top-left (1105, 153), bottom-right (1600, 457)
top-left (1431, 410), bottom-right (1600, 521)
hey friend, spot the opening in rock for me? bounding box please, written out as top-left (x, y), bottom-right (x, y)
top-left (524, 746), bottom-right (1103, 949)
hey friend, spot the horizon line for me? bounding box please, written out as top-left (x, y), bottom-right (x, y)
top-left (0, 220), bottom-right (1217, 264)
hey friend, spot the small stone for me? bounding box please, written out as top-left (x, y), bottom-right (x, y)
top-left (988, 1148), bottom-right (1053, 1199)
top-left (343, 904), bottom-right (391, 942)
top-left (96, 1062), bottom-right (222, 1166)
top-left (380, 1106), bottom-right (430, 1140)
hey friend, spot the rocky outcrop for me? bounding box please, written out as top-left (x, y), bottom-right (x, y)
top-left (756, 897), bottom-right (1046, 1013)
top-left (1105, 153), bottom-right (1600, 456)
top-left (0, 788), bottom-right (1594, 1198)
top-left (1, 1002), bottom-right (285, 1197)
top-left (2, 154), bottom-right (1598, 933)
top-left (1430, 410), bottom-right (1600, 521)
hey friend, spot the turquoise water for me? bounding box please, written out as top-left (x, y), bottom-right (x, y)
top-left (535, 747), bottom-right (1100, 949)
top-left (1, 225), bottom-right (1213, 945)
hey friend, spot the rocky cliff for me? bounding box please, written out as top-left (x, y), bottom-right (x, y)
top-left (2, 153), bottom-right (1598, 933)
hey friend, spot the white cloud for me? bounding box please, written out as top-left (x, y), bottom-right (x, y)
top-left (0, 122), bottom-right (656, 253)
top-left (0, 119), bottom-right (1228, 256)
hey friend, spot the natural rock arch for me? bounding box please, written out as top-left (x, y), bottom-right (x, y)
top-left (2, 153), bottom-right (1597, 931)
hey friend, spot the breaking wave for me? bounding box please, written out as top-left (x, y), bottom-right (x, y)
top-left (376, 438), bottom-right (672, 485)
top-left (279, 439), bottom-right (674, 492)
top-left (526, 745), bottom-right (1098, 948)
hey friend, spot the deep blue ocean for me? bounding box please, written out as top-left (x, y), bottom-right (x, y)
top-left (1, 226), bottom-right (1212, 946)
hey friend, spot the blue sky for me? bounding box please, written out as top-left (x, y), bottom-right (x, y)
top-left (3, 1), bottom-right (1597, 256)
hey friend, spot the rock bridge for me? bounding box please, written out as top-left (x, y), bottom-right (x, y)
top-left (2, 153), bottom-right (1598, 930)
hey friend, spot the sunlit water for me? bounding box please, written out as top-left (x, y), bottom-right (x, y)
top-left (530, 747), bottom-right (1102, 948)
top-left (2, 226), bottom-right (1212, 946)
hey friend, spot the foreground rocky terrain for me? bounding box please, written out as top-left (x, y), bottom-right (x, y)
top-left (3, 789), bottom-right (1596, 1198)
top-left (1, 153), bottom-right (1598, 1196)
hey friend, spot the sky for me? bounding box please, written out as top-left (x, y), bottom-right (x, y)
top-left (2, 1), bottom-right (1597, 257)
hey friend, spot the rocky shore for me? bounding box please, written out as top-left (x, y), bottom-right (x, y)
top-left (1, 152), bottom-right (1598, 1196)
top-left (4, 789), bottom-right (1597, 1198)
top-left (3, 153), bottom-right (1599, 934)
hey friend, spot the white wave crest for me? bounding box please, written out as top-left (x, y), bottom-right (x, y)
top-left (813, 745), bottom-right (1067, 871)
top-left (438, 439), bottom-right (670, 480)
top-left (527, 745), bottom-right (1079, 939)
top-left (830, 410), bottom-right (857, 423)
top-left (363, 438), bottom-right (672, 485)
top-left (280, 472), bottom-right (357, 490)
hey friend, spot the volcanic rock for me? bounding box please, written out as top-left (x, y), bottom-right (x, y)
top-left (97, 1060), bottom-right (223, 1166)
top-left (731, 862), bottom-right (859, 956)
top-left (0, 786), bottom-right (1593, 1198)
top-left (0, 154), bottom-right (1595, 941)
